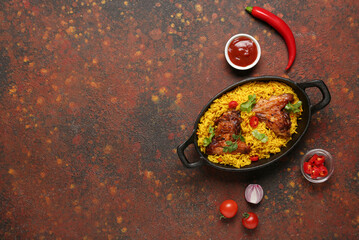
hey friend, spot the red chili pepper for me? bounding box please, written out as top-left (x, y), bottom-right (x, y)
top-left (314, 156), bottom-right (325, 166)
top-left (249, 116), bottom-right (259, 128)
top-left (303, 162), bottom-right (313, 175)
top-left (318, 165), bottom-right (328, 177)
top-left (308, 154), bottom-right (318, 166)
top-left (311, 166), bottom-right (320, 179)
top-left (246, 6), bottom-right (296, 70)
top-left (250, 155), bottom-right (259, 161)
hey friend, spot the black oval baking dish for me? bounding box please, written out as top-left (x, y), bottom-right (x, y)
top-left (177, 76), bottom-right (331, 172)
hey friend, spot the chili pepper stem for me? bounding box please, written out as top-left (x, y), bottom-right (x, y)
top-left (245, 6), bottom-right (253, 13)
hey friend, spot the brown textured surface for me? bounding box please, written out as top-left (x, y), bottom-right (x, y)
top-left (1, 0), bottom-right (358, 239)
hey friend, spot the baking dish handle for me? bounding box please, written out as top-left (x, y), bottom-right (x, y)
top-left (177, 130), bottom-right (203, 168)
top-left (298, 80), bottom-right (331, 115)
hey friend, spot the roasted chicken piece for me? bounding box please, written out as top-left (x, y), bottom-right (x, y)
top-left (252, 93), bottom-right (294, 137)
top-left (206, 111), bottom-right (251, 155)
top-left (206, 138), bottom-right (251, 155)
top-left (214, 111), bottom-right (242, 140)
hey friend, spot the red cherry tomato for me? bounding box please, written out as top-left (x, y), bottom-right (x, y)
top-left (220, 200), bottom-right (238, 219)
top-left (314, 156), bottom-right (325, 166)
top-left (318, 165), bottom-right (328, 177)
top-left (228, 101), bottom-right (238, 109)
top-left (250, 155), bottom-right (259, 161)
top-left (242, 212), bottom-right (258, 229)
top-left (249, 116), bottom-right (259, 128)
top-left (311, 166), bottom-right (320, 179)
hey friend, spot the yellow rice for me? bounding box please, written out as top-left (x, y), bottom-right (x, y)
top-left (197, 81), bottom-right (302, 168)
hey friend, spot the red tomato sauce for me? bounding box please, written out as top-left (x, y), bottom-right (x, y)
top-left (227, 36), bottom-right (258, 67)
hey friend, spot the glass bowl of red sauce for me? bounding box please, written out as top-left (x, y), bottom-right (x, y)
top-left (225, 33), bottom-right (261, 70)
top-left (300, 149), bottom-right (334, 183)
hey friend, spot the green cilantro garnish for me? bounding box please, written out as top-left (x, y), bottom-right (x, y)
top-left (285, 101), bottom-right (302, 113)
top-left (252, 130), bottom-right (268, 143)
top-left (240, 94), bottom-right (257, 112)
top-left (223, 133), bottom-right (246, 153)
top-left (232, 133), bottom-right (245, 143)
top-left (203, 126), bottom-right (215, 147)
top-left (223, 141), bottom-right (238, 153)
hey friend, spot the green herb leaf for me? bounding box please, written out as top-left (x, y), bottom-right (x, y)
top-left (225, 141), bottom-right (233, 145)
top-left (233, 133), bottom-right (245, 142)
top-left (223, 141), bottom-right (238, 153)
top-left (285, 101), bottom-right (302, 113)
top-left (252, 130), bottom-right (268, 143)
top-left (222, 147), bottom-right (230, 153)
top-left (232, 134), bottom-right (239, 140)
top-left (203, 138), bottom-right (211, 147)
top-left (203, 126), bottom-right (215, 147)
top-left (240, 94), bottom-right (257, 112)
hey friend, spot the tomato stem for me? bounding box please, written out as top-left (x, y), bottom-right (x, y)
top-left (219, 214), bottom-right (226, 220)
top-left (242, 212), bottom-right (250, 219)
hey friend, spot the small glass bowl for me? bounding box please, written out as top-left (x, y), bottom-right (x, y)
top-left (224, 33), bottom-right (261, 70)
top-left (300, 149), bottom-right (334, 183)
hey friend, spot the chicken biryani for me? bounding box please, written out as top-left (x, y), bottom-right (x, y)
top-left (196, 81), bottom-right (302, 168)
